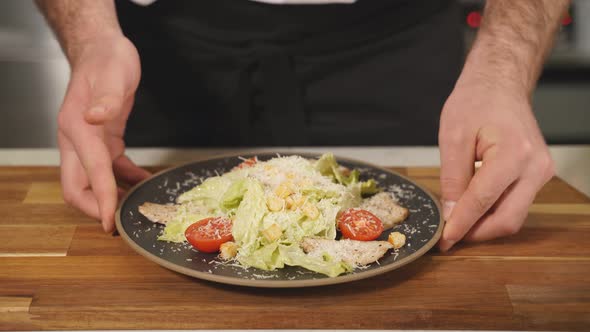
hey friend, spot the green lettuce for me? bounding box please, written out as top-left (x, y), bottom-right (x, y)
top-left (220, 179), bottom-right (249, 211)
top-left (279, 244), bottom-right (352, 278)
top-left (232, 177), bottom-right (351, 276)
top-left (360, 178), bottom-right (380, 195)
top-left (177, 176), bottom-right (232, 205)
top-left (158, 153), bottom-right (381, 277)
top-left (314, 153), bottom-right (380, 195)
top-left (232, 178), bottom-right (268, 254)
top-left (158, 176), bottom-right (234, 242)
top-left (314, 153), bottom-right (351, 184)
top-left (158, 203), bottom-right (210, 243)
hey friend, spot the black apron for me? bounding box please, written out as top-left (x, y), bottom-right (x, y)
top-left (116, 0), bottom-right (463, 146)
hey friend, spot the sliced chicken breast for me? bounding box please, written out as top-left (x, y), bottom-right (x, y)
top-left (361, 192), bottom-right (409, 229)
top-left (138, 202), bottom-right (209, 224)
top-left (138, 202), bottom-right (179, 224)
top-left (301, 237), bottom-right (392, 266)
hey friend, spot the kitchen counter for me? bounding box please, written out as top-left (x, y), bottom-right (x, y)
top-left (1, 146), bottom-right (589, 330)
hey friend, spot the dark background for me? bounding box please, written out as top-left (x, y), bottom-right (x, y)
top-left (0, 0), bottom-right (588, 147)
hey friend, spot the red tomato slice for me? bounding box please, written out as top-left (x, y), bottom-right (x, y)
top-left (235, 157), bottom-right (257, 170)
top-left (185, 217), bottom-right (233, 253)
top-left (338, 208), bottom-right (384, 241)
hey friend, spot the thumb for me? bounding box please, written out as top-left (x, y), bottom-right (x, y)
top-left (82, 61), bottom-right (133, 125)
top-left (84, 94), bottom-right (125, 125)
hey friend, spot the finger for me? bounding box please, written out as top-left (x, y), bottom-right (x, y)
top-left (60, 84), bottom-right (118, 232)
top-left (59, 133), bottom-right (101, 220)
top-left (463, 178), bottom-right (539, 242)
top-left (440, 152), bottom-right (524, 251)
top-left (439, 130), bottom-right (476, 220)
top-left (76, 190), bottom-right (102, 220)
top-left (58, 71), bottom-right (121, 232)
top-left (64, 125), bottom-right (118, 233)
top-left (438, 129), bottom-right (476, 251)
top-left (113, 154), bottom-right (151, 185)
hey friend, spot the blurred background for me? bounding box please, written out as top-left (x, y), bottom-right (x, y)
top-left (0, 0), bottom-right (588, 148)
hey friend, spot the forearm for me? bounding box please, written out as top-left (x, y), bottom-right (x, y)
top-left (35, 0), bottom-right (122, 64)
top-left (460, 0), bottom-right (570, 97)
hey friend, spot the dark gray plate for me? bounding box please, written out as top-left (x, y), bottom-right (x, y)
top-left (116, 152), bottom-right (443, 287)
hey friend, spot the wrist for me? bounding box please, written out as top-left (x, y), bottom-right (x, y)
top-left (67, 30), bottom-right (125, 67)
top-left (457, 44), bottom-right (532, 101)
top-left (458, 18), bottom-right (548, 100)
top-left (38, 0), bottom-right (124, 66)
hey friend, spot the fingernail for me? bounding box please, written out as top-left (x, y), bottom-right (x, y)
top-left (442, 200), bottom-right (456, 221)
top-left (439, 239), bottom-right (456, 252)
top-left (88, 106), bottom-right (106, 116)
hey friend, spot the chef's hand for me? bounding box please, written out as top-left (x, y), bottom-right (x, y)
top-left (437, 77), bottom-right (555, 251)
top-left (58, 34), bottom-right (150, 232)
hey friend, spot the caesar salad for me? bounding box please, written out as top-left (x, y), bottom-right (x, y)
top-left (138, 153), bottom-right (409, 277)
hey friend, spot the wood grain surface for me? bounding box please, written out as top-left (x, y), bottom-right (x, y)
top-left (0, 166), bottom-right (589, 331)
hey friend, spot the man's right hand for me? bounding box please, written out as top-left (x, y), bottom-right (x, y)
top-left (58, 34), bottom-right (150, 232)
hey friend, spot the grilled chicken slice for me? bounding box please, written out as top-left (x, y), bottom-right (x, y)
top-left (138, 202), bottom-right (209, 224)
top-left (361, 192), bottom-right (409, 230)
top-left (138, 203), bottom-right (179, 224)
top-left (301, 238), bottom-right (393, 266)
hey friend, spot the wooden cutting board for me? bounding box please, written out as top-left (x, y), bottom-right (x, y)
top-left (1, 166), bottom-right (589, 331)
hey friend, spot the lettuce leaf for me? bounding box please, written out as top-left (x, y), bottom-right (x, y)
top-left (314, 153), bottom-right (380, 196)
top-left (232, 178), bottom-right (268, 254)
top-left (220, 179), bottom-right (249, 211)
top-left (157, 203), bottom-right (211, 243)
top-left (177, 176), bottom-right (232, 206)
top-left (314, 153), bottom-right (348, 184)
top-left (279, 244), bottom-right (352, 278)
top-left (360, 178), bottom-right (380, 195)
top-left (231, 177), bottom-right (349, 275)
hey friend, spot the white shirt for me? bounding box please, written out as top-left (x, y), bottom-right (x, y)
top-left (131, 0), bottom-right (356, 5)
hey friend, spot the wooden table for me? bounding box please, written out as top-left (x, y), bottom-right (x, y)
top-left (2, 166), bottom-right (589, 331)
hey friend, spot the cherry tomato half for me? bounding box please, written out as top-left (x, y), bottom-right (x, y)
top-left (235, 157), bottom-right (257, 170)
top-left (338, 208), bottom-right (384, 241)
top-left (185, 217), bottom-right (233, 253)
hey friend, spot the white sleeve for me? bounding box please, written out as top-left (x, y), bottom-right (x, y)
top-left (129, 0), bottom-right (158, 6)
